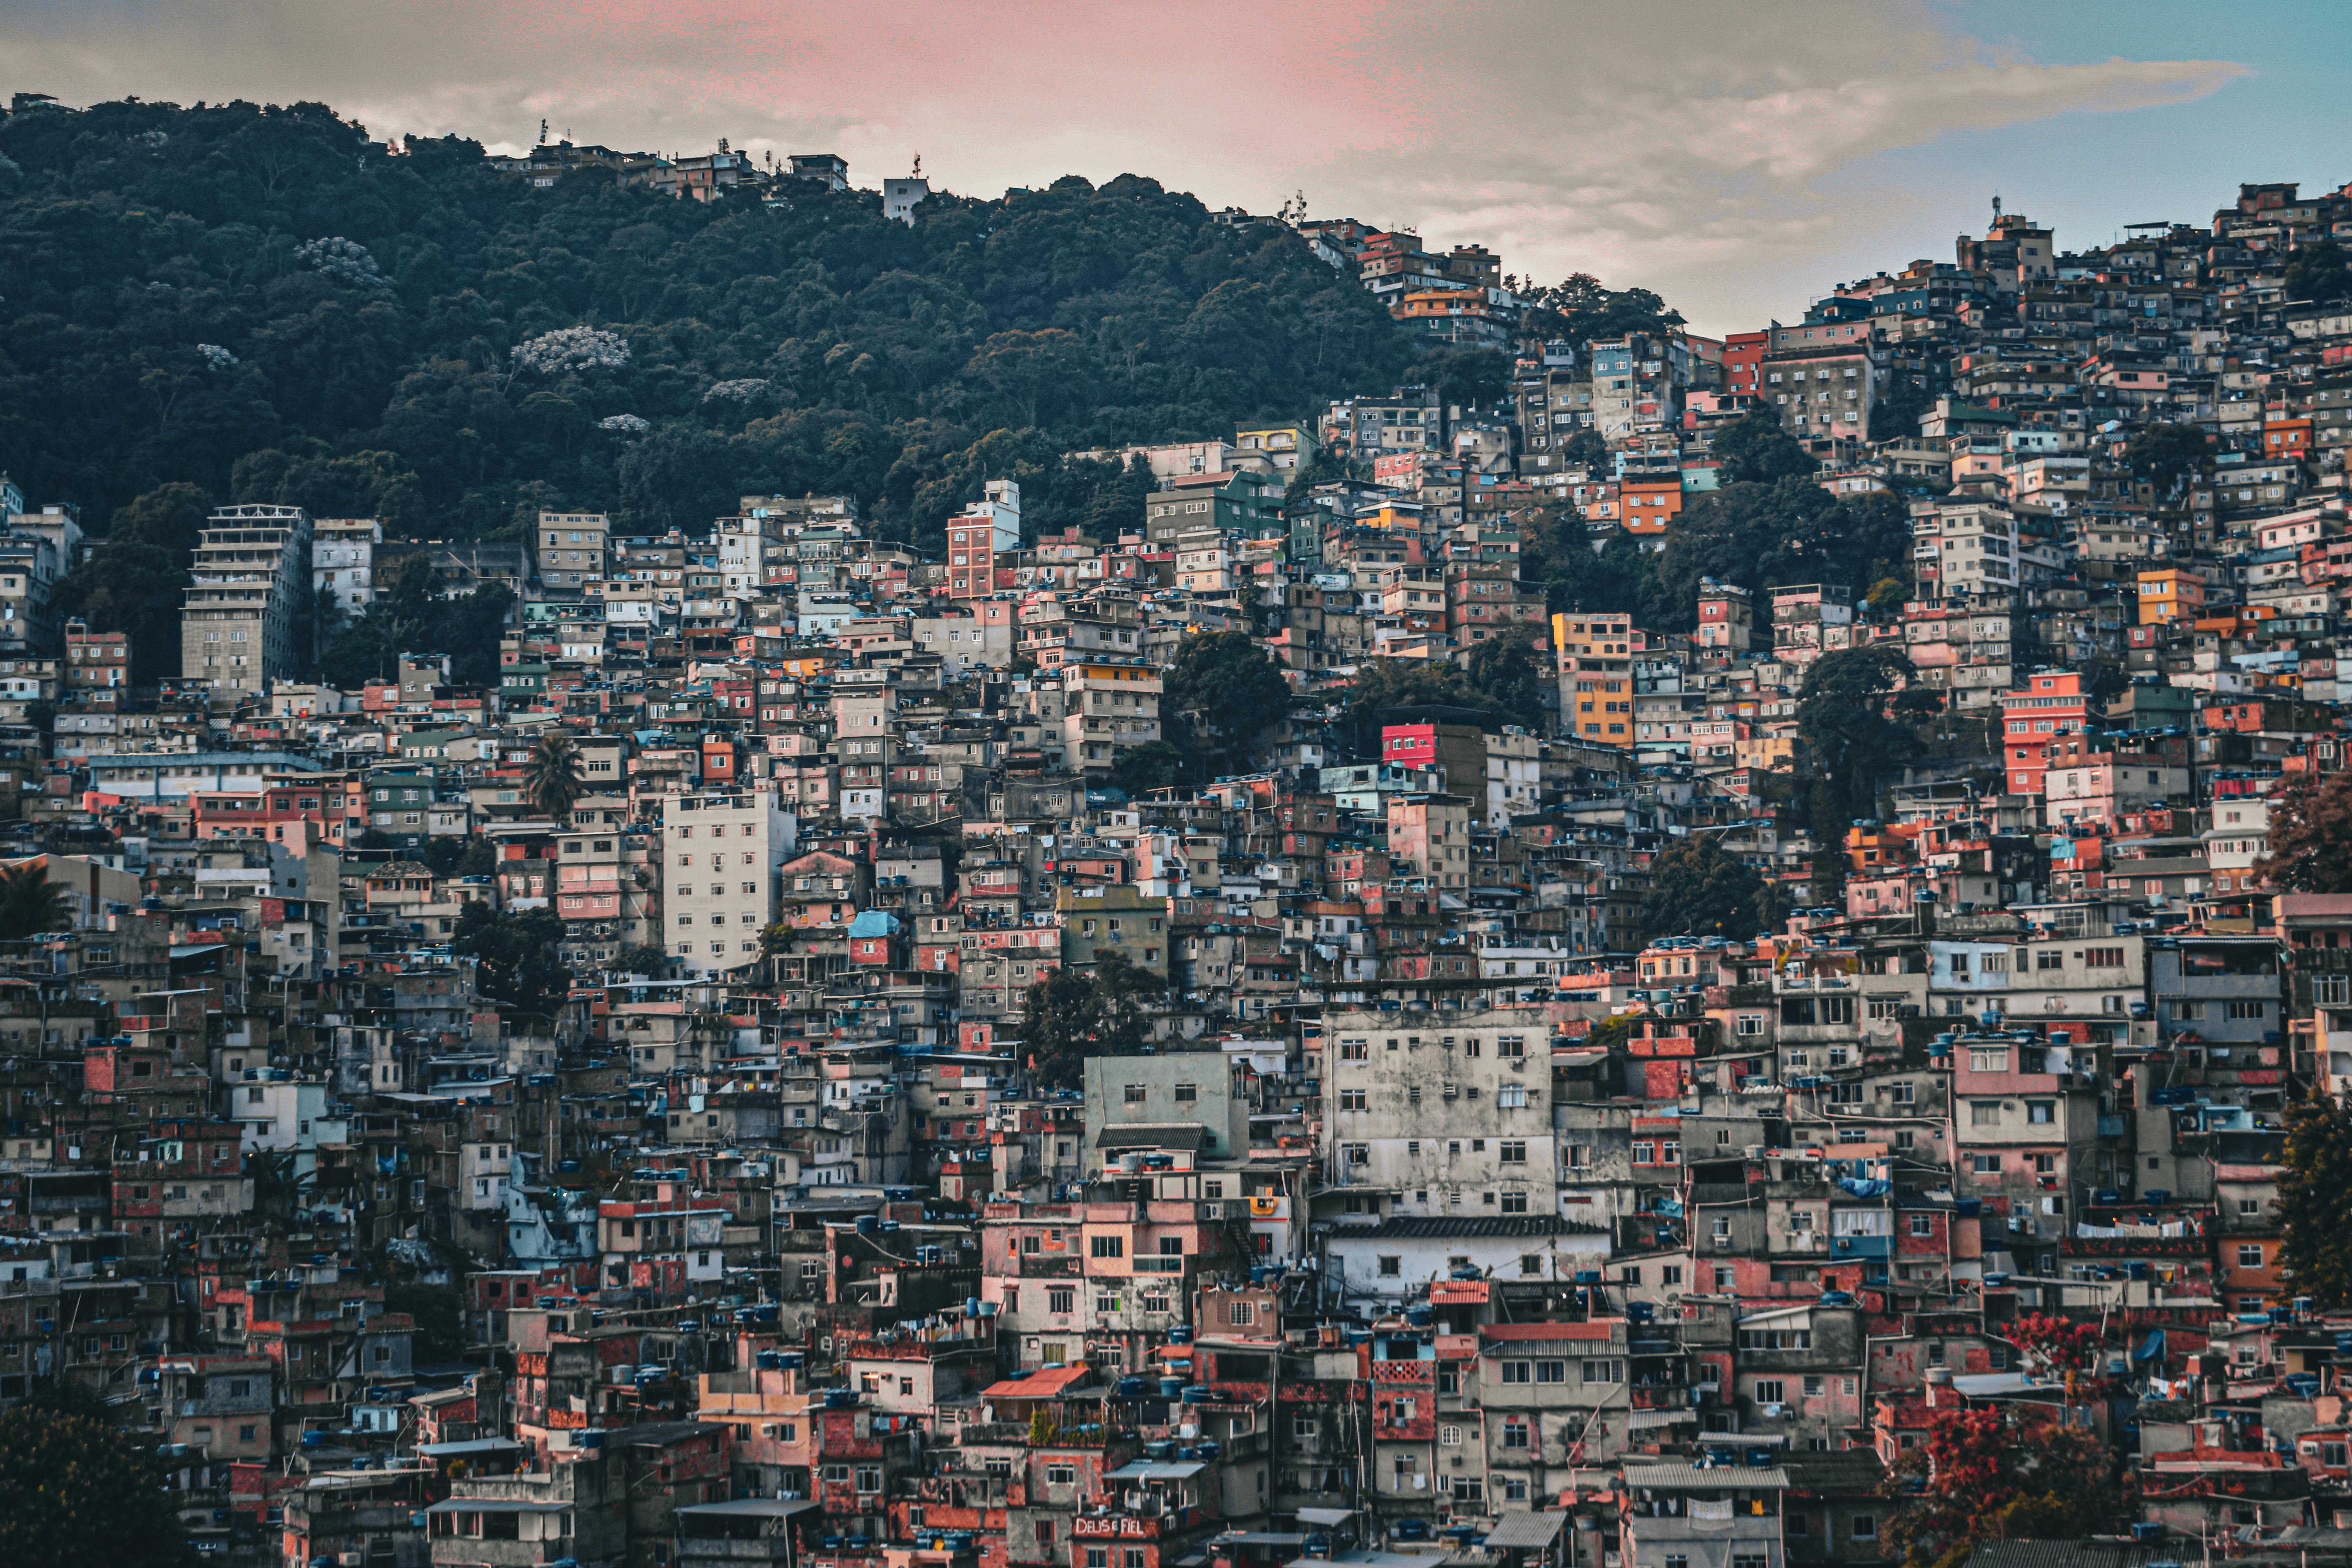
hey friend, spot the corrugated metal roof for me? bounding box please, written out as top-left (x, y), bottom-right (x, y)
top-left (1621, 1463), bottom-right (1789, 1490)
top-left (1482, 1512), bottom-right (1570, 1549)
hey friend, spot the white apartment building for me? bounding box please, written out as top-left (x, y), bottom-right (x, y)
top-left (662, 789), bottom-right (798, 979)
top-left (1323, 1008), bottom-right (1559, 1220)
top-left (313, 517), bottom-right (381, 617)
top-left (1485, 728), bottom-right (1541, 827)
top-left (1917, 500), bottom-right (2018, 597)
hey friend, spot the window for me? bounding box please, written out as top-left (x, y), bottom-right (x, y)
top-left (1499, 1140), bottom-right (1527, 1164)
top-left (1970, 1101), bottom-right (2001, 1126)
top-left (1754, 1379), bottom-right (1787, 1405)
top-left (1339, 1088), bottom-right (1367, 1111)
top-left (1536, 1360), bottom-right (1566, 1384)
top-left (1173, 1082), bottom-right (1198, 1103)
top-left (1377, 1256), bottom-right (1400, 1277)
top-left (1501, 1361), bottom-right (1530, 1384)
top-left (1968, 1048), bottom-right (2008, 1073)
top-left (1090, 1235), bottom-right (1123, 1258)
top-left (1582, 1360), bottom-right (1621, 1384)
top-left (2028, 1101), bottom-right (2055, 1124)
top-left (1852, 1516), bottom-right (1879, 1541)
top-left (2239, 1244), bottom-right (2266, 1267)
top-left (1123, 1084), bottom-right (1147, 1103)
top-left (1047, 1288), bottom-right (1074, 1314)
top-left (1501, 1419), bottom-right (1529, 1449)
top-left (1909, 1214), bottom-right (1935, 1237)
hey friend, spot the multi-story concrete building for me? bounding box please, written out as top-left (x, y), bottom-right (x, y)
top-left (312, 516), bottom-right (381, 617)
top-left (180, 503), bottom-right (313, 696)
top-left (661, 788), bottom-right (798, 979)
top-left (536, 510), bottom-right (609, 590)
top-left (1323, 1007), bottom-right (1559, 1222)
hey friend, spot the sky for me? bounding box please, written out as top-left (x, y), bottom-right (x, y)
top-left (0, 0), bottom-right (2344, 333)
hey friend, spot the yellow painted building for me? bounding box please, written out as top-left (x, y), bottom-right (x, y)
top-left (1554, 612), bottom-right (1634, 748)
top-left (2136, 568), bottom-right (2207, 626)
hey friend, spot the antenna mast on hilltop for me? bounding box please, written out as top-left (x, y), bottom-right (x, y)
top-left (538, 118), bottom-right (549, 146)
top-left (912, 152), bottom-right (923, 179)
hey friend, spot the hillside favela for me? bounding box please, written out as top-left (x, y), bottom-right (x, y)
top-left (14, 77), bottom-right (2352, 1568)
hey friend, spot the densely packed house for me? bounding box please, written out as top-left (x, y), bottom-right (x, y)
top-left (6, 175), bottom-right (2352, 1568)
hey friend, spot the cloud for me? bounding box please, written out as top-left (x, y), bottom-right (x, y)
top-left (1279, 2), bottom-right (2246, 325)
top-left (0, 0), bottom-right (2247, 328)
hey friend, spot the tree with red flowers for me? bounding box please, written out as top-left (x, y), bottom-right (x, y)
top-left (1884, 1405), bottom-right (2129, 1568)
top-left (2008, 1313), bottom-right (2109, 1379)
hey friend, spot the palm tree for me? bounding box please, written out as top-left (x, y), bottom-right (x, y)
top-left (523, 731), bottom-right (588, 821)
top-left (0, 864), bottom-right (71, 941)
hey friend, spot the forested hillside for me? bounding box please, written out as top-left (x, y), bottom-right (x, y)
top-left (0, 98), bottom-right (1417, 550)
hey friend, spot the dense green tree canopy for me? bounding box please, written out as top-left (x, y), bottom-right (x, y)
top-left (1337, 652), bottom-right (1540, 763)
top-left (1794, 646), bottom-right (1923, 836)
top-left (452, 902), bottom-right (570, 1018)
top-left (1653, 480), bottom-right (1911, 631)
top-left (2280, 1087), bottom-right (2352, 1308)
top-left (0, 866), bottom-right (69, 942)
top-left (1162, 631), bottom-right (1292, 766)
top-left (2126, 421), bottom-right (2213, 491)
top-left (1640, 836), bottom-right (1778, 941)
top-left (1517, 273), bottom-right (1683, 345)
top-left (0, 101), bottom-right (1414, 553)
top-left (1707, 409), bottom-right (1815, 486)
top-left (1518, 504), bottom-right (1668, 622)
top-left (319, 553), bottom-right (514, 691)
top-left (0, 1403), bottom-right (196, 1568)
top-left (2288, 239), bottom-right (2351, 307)
top-left (1024, 951), bottom-right (1163, 1089)
top-left (2259, 770), bottom-right (2352, 894)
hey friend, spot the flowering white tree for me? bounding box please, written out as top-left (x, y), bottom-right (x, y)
top-left (703, 378), bottom-right (770, 403)
top-left (598, 413), bottom-right (650, 434)
top-left (196, 343), bottom-right (238, 370)
top-left (512, 327), bottom-right (632, 377)
top-left (294, 235), bottom-right (391, 289)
